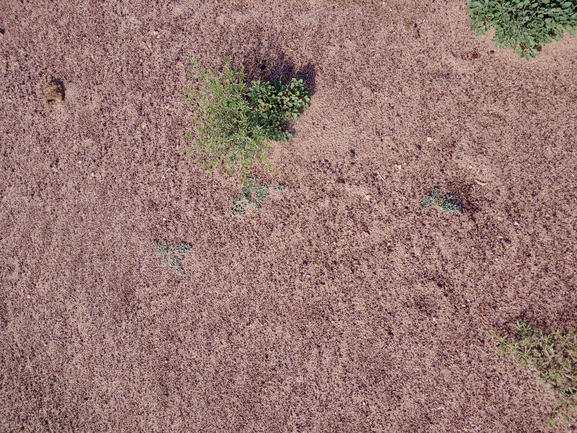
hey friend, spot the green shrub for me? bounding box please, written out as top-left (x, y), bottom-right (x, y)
top-left (421, 187), bottom-right (460, 213)
top-left (467, 0), bottom-right (577, 59)
top-left (248, 78), bottom-right (310, 142)
top-left (184, 58), bottom-right (309, 179)
top-left (493, 321), bottom-right (577, 425)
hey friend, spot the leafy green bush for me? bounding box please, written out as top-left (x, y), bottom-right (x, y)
top-left (248, 78), bottom-right (310, 142)
top-left (421, 187), bottom-right (460, 213)
top-left (493, 321), bottom-right (577, 425)
top-left (467, 0), bottom-right (577, 59)
top-left (184, 58), bottom-right (310, 178)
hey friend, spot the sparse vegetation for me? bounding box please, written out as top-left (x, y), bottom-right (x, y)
top-left (493, 321), bottom-right (577, 425)
top-left (467, 0), bottom-right (577, 59)
top-left (421, 187), bottom-right (460, 213)
top-left (230, 178), bottom-right (284, 215)
top-left (153, 240), bottom-right (191, 276)
top-left (183, 57), bottom-right (309, 179)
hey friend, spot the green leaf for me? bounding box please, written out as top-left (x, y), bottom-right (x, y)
top-left (467, 0), bottom-right (577, 58)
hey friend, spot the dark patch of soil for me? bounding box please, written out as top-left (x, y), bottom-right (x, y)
top-left (42, 80), bottom-right (65, 109)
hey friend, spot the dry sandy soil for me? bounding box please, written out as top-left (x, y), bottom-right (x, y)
top-left (1, 0), bottom-right (577, 431)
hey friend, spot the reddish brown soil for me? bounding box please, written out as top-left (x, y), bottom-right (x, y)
top-left (1, 0), bottom-right (577, 431)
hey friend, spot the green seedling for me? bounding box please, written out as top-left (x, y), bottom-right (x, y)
top-left (421, 187), bottom-right (460, 213)
top-left (153, 240), bottom-right (191, 276)
top-left (230, 178), bottom-right (284, 215)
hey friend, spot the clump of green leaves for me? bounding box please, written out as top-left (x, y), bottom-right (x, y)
top-left (467, 0), bottom-right (577, 59)
top-left (153, 240), bottom-right (191, 276)
top-left (230, 178), bottom-right (285, 215)
top-left (421, 187), bottom-right (460, 213)
top-left (248, 78), bottom-right (310, 142)
top-left (183, 58), bottom-right (310, 179)
top-left (493, 321), bottom-right (577, 425)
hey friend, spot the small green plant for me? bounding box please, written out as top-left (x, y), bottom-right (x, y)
top-left (467, 0), bottom-right (577, 59)
top-left (493, 321), bottom-right (577, 425)
top-left (247, 78), bottom-right (310, 142)
top-left (230, 178), bottom-right (285, 215)
top-left (421, 187), bottom-right (460, 213)
top-left (184, 58), bottom-right (310, 179)
top-left (153, 240), bottom-right (191, 276)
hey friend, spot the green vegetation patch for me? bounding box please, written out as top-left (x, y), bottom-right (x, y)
top-left (247, 78), bottom-right (310, 142)
top-left (184, 58), bottom-right (310, 179)
top-left (421, 187), bottom-right (460, 213)
top-left (230, 178), bottom-right (285, 215)
top-left (467, 0), bottom-right (577, 59)
top-left (153, 240), bottom-right (191, 276)
top-left (494, 321), bottom-right (577, 425)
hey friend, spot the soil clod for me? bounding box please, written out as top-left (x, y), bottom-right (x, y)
top-left (43, 80), bottom-right (65, 110)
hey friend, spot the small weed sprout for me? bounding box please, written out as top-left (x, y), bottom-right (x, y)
top-left (421, 187), bottom-right (460, 213)
top-left (153, 240), bottom-right (191, 276)
top-left (493, 321), bottom-right (577, 425)
top-left (231, 178), bottom-right (284, 215)
top-left (467, 0), bottom-right (577, 59)
top-left (184, 57), bottom-right (310, 179)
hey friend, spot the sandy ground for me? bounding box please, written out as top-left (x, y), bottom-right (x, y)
top-left (1, 0), bottom-right (576, 431)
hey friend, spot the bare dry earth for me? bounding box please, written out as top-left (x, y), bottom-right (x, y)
top-left (1, 0), bottom-right (576, 432)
